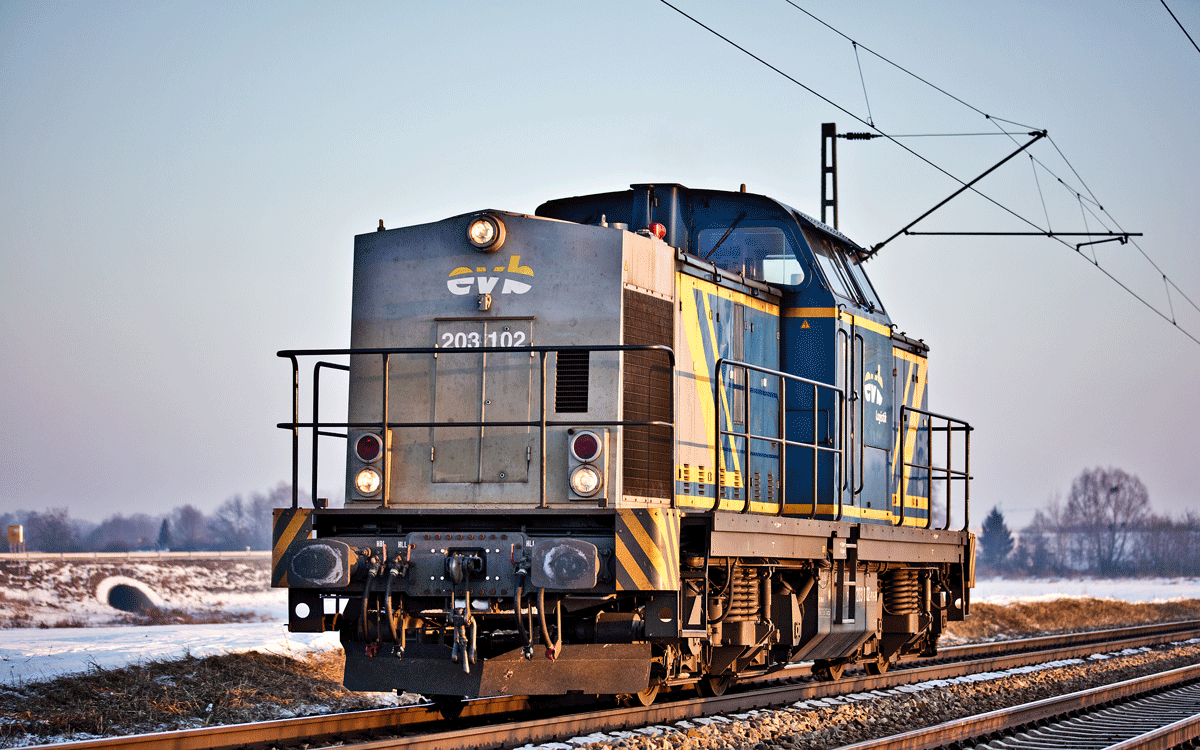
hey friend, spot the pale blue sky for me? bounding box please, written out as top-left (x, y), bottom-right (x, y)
top-left (2, 0), bottom-right (1197, 530)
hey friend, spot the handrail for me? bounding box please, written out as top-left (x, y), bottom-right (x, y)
top-left (279, 344), bottom-right (675, 509)
top-left (312, 361), bottom-right (350, 506)
top-left (712, 357), bottom-right (845, 516)
top-left (897, 405), bottom-right (972, 531)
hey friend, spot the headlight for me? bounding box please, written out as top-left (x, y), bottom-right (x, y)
top-left (354, 467), bottom-right (382, 495)
top-left (569, 464), bottom-right (602, 496)
top-left (467, 215), bottom-right (505, 251)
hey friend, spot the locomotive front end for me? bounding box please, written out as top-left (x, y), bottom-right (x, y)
top-left (274, 209), bottom-right (679, 698)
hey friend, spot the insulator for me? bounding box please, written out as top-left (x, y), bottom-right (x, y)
top-left (882, 569), bottom-right (920, 615)
top-left (841, 132), bottom-right (879, 140)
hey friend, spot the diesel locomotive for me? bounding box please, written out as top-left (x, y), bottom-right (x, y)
top-left (272, 183), bottom-right (974, 703)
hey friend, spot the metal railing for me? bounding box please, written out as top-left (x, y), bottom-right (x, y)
top-left (713, 357), bottom-right (846, 517)
top-left (278, 344), bottom-right (675, 510)
top-left (897, 405), bottom-right (972, 530)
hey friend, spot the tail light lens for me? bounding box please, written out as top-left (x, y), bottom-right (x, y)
top-left (356, 434), bottom-right (382, 462)
top-left (570, 431), bottom-right (601, 462)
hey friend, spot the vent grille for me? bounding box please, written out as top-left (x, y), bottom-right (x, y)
top-left (623, 290), bottom-right (674, 499)
top-left (555, 350), bottom-right (590, 413)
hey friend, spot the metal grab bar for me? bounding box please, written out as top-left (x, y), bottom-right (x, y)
top-left (279, 344), bottom-right (675, 509)
top-left (712, 357), bottom-right (845, 516)
top-left (897, 405), bottom-right (972, 531)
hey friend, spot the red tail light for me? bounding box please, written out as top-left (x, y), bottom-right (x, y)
top-left (570, 431), bottom-right (601, 462)
top-left (356, 434), bottom-right (382, 462)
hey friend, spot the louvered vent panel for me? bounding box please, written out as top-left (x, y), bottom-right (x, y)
top-left (554, 350), bottom-right (590, 413)
top-left (622, 289), bottom-right (674, 499)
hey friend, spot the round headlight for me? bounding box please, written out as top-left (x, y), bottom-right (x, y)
top-left (467, 215), bottom-right (505, 251)
top-left (355, 433), bottom-right (382, 462)
top-left (354, 467), bottom-right (382, 496)
top-left (569, 464), bottom-right (602, 496)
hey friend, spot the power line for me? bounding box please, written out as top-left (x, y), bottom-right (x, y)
top-left (655, 0), bottom-right (1051, 244)
top-left (1161, 0), bottom-right (1200, 56)
top-left (655, 0), bottom-right (1200, 346)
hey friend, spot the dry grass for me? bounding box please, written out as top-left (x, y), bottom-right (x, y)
top-left (0, 650), bottom-right (376, 744)
top-left (946, 597), bottom-right (1200, 641)
top-left (111, 607), bottom-right (270, 627)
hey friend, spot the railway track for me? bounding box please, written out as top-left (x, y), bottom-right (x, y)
top-left (839, 662), bottom-right (1200, 750)
top-left (29, 619), bottom-right (1200, 750)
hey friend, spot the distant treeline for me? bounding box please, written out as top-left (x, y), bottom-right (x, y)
top-left (2, 483), bottom-right (307, 553)
top-left (979, 466), bottom-right (1200, 577)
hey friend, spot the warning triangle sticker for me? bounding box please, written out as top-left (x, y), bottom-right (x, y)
top-left (801, 319), bottom-right (811, 329)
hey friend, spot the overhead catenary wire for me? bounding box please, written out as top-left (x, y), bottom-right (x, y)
top-left (1161, 0), bottom-right (1200, 57)
top-left (656, 0), bottom-right (1199, 346)
top-left (852, 42), bottom-right (874, 127)
top-left (655, 0), bottom-right (1052, 243)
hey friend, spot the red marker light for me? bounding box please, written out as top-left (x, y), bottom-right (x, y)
top-left (356, 434), bottom-right (382, 462)
top-left (571, 431), bottom-right (601, 461)
top-left (648, 222), bottom-right (667, 239)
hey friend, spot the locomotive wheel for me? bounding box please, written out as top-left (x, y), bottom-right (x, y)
top-left (697, 674), bottom-right (735, 697)
top-left (865, 658), bottom-right (889, 676)
top-left (623, 683), bottom-right (660, 706)
top-left (812, 661), bottom-right (845, 681)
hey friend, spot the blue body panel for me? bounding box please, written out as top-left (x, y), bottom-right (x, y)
top-left (538, 184), bottom-right (935, 526)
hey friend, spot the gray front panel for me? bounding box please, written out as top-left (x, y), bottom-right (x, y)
top-left (346, 212), bottom-right (656, 507)
top-left (432, 319), bottom-right (533, 483)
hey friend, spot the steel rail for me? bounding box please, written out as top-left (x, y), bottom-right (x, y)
top-left (835, 662), bottom-right (1200, 750)
top-left (30, 621), bottom-right (1200, 750)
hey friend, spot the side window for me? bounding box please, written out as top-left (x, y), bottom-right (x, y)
top-left (697, 226), bottom-right (803, 285)
top-left (802, 228), bottom-right (861, 304)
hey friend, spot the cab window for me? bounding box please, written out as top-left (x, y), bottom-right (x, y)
top-left (697, 226), bottom-right (804, 285)
top-left (802, 228), bottom-right (860, 304)
top-left (844, 256), bottom-right (884, 313)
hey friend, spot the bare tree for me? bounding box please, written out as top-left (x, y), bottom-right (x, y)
top-left (211, 483), bottom-right (303, 550)
top-left (1064, 466), bottom-right (1149, 575)
top-left (23, 508), bottom-right (78, 553)
top-left (171, 504), bottom-right (210, 551)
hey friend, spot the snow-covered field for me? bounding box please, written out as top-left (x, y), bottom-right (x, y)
top-left (2, 572), bottom-right (1199, 686)
top-left (973, 576), bottom-right (1200, 605)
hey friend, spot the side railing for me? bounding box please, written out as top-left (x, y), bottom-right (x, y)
top-left (897, 405), bottom-right (972, 530)
top-left (712, 357), bottom-right (846, 517)
top-left (278, 344), bottom-right (675, 510)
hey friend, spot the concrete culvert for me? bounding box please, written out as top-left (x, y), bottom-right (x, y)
top-left (95, 576), bottom-right (165, 613)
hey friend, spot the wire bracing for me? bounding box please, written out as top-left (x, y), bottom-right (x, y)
top-left (656, 0), bottom-right (1200, 346)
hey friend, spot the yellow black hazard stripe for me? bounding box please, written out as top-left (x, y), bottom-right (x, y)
top-left (272, 507), bottom-right (313, 588)
top-left (615, 508), bottom-right (680, 592)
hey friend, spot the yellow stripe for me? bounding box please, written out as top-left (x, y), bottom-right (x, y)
top-left (615, 535), bottom-right (653, 590)
top-left (625, 513), bottom-right (669, 580)
top-left (782, 306), bottom-right (891, 337)
top-left (702, 293), bottom-right (743, 482)
top-left (781, 503), bottom-right (896, 521)
top-left (272, 511), bottom-right (308, 569)
top-left (685, 273), bottom-right (778, 314)
top-left (679, 277), bottom-right (717, 473)
top-left (899, 358), bottom-right (928, 527)
top-left (891, 348), bottom-right (915, 518)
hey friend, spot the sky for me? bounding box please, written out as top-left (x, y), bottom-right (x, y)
top-left (1, 0), bottom-right (1197, 531)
